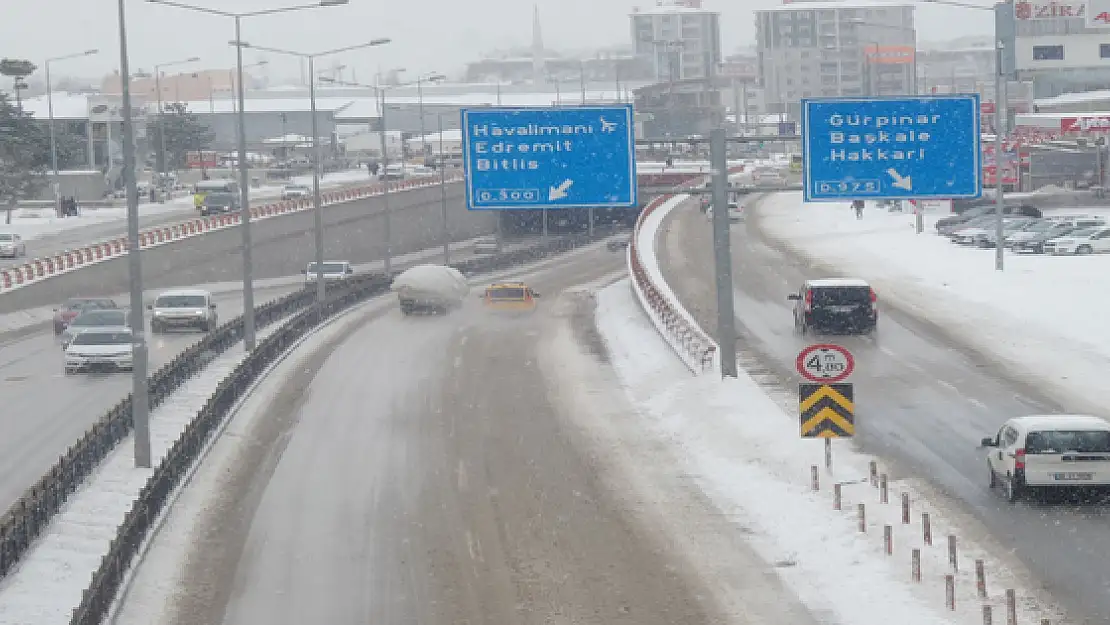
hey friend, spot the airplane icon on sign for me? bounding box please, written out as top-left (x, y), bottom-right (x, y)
top-left (599, 117), bottom-right (617, 133)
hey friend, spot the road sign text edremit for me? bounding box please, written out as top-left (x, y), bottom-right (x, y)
top-left (461, 105), bottom-right (637, 210)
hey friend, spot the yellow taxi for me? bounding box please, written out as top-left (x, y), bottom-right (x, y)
top-left (482, 281), bottom-right (541, 313)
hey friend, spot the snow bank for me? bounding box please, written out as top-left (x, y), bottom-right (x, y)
top-left (595, 279), bottom-right (1069, 625)
top-left (755, 192), bottom-right (1110, 416)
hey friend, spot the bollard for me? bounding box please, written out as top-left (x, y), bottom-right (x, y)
top-left (946, 574), bottom-right (956, 610)
top-left (984, 605), bottom-right (993, 625)
top-left (825, 438), bottom-right (832, 472)
top-left (884, 525), bottom-right (893, 555)
top-left (880, 474), bottom-right (889, 504)
top-left (976, 559), bottom-right (987, 598)
top-left (901, 492), bottom-right (911, 524)
top-left (923, 512), bottom-right (933, 546)
top-left (1006, 589), bottom-right (1017, 625)
top-left (948, 535), bottom-right (959, 572)
top-left (869, 461), bottom-right (878, 486)
top-left (858, 503), bottom-right (866, 533)
top-left (811, 465), bottom-right (820, 491)
top-left (911, 548), bottom-right (921, 582)
top-left (833, 483), bottom-right (842, 510)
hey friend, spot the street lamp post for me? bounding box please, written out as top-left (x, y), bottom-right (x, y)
top-left (416, 72), bottom-right (446, 159)
top-left (114, 0), bottom-right (152, 468)
top-left (45, 49), bottom-right (98, 216)
top-left (152, 57), bottom-right (200, 178)
top-left (438, 112), bottom-right (449, 264)
top-left (231, 39), bottom-right (391, 307)
top-left (146, 0), bottom-right (351, 351)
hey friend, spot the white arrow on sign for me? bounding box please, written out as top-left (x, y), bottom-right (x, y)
top-left (549, 179), bottom-right (574, 200)
top-left (886, 168), bottom-right (913, 192)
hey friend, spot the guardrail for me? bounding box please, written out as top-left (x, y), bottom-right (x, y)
top-left (627, 194), bottom-right (717, 374)
top-left (0, 231), bottom-right (601, 624)
top-left (626, 167), bottom-right (757, 374)
top-left (0, 231), bottom-right (595, 594)
top-left (0, 173), bottom-right (463, 294)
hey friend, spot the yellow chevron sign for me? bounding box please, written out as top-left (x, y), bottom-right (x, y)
top-left (799, 383), bottom-right (855, 438)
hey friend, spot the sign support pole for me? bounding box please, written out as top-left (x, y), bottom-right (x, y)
top-left (995, 40), bottom-right (1007, 272)
top-left (710, 128), bottom-right (738, 378)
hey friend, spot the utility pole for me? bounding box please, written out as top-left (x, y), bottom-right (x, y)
top-left (709, 128), bottom-right (738, 378)
top-left (994, 40), bottom-right (1007, 271)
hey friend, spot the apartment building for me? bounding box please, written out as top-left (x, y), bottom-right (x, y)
top-left (631, 0), bottom-right (723, 83)
top-left (996, 0), bottom-right (1110, 98)
top-left (755, 1), bottom-right (916, 120)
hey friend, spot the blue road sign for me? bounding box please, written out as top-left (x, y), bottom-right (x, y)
top-left (461, 105), bottom-right (637, 210)
top-left (801, 95), bottom-right (982, 202)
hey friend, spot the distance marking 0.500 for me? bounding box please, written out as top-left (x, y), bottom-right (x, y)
top-left (476, 188), bottom-right (541, 203)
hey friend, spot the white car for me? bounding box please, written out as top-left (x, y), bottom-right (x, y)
top-left (149, 288), bottom-right (218, 333)
top-left (281, 184), bottom-right (311, 200)
top-left (982, 414), bottom-right (1110, 502)
top-left (60, 308), bottom-right (130, 350)
top-left (64, 327), bottom-right (134, 375)
top-left (752, 168), bottom-right (786, 186)
top-left (303, 260), bottom-right (354, 284)
top-left (0, 233), bottom-right (25, 258)
top-left (1042, 226), bottom-right (1110, 255)
top-left (707, 202), bottom-right (744, 223)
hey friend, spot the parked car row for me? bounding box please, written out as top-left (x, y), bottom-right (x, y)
top-left (939, 212), bottom-right (1110, 255)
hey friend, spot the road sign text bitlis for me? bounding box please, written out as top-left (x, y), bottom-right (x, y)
top-left (549, 179), bottom-right (573, 200)
top-left (886, 168), bottom-right (912, 191)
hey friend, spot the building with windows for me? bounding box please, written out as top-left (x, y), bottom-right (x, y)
top-left (754, 1), bottom-right (916, 120)
top-left (996, 0), bottom-right (1110, 98)
top-left (630, 0), bottom-right (723, 84)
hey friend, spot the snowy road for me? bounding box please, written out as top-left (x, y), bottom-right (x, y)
top-left (0, 283), bottom-right (301, 511)
top-left (657, 196), bottom-right (1110, 624)
top-left (113, 245), bottom-right (776, 625)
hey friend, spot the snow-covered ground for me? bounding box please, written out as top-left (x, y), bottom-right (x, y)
top-left (757, 193), bottom-right (1110, 417)
top-left (0, 169), bottom-right (376, 242)
top-left (592, 279), bottom-right (1068, 625)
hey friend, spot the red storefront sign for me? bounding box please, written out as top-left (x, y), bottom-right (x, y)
top-left (1061, 116), bottom-right (1110, 132)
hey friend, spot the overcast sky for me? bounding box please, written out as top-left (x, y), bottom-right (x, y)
top-left (1, 0), bottom-right (995, 85)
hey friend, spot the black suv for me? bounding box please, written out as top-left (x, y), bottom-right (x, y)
top-left (200, 192), bottom-right (240, 216)
top-left (788, 278), bottom-right (877, 335)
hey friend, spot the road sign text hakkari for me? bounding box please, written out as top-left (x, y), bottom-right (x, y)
top-left (802, 95), bottom-right (982, 202)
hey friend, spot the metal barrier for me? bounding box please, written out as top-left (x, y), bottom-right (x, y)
top-left (41, 232), bottom-right (600, 625)
top-left (627, 194), bottom-right (717, 374)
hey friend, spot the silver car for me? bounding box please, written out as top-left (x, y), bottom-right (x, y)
top-left (149, 289), bottom-right (218, 333)
top-left (0, 233), bottom-right (25, 258)
top-left (60, 308), bottom-right (130, 350)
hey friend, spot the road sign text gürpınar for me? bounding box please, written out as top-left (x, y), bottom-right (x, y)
top-left (825, 113), bottom-right (940, 164)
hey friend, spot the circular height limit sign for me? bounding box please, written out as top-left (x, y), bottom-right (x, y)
top-left (796, 344), bottom-right (855, 383)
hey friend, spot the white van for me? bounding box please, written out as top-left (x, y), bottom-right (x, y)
top-left (981, 414), bottom-right (1110, 502)
top-left (303, 260), bottom-right (354, 284)
top-left (148, 288), bottom-right (219, 333)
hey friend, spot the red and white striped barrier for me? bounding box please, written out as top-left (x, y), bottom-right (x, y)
top-left (625, 166), bottom-right (747, 374)
top-left (0, 174), bottom-right (462, 294)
